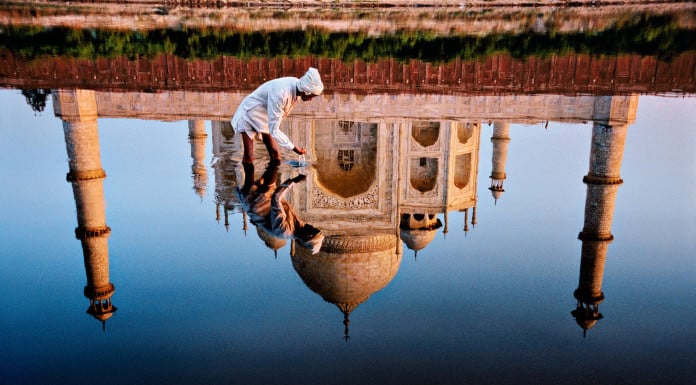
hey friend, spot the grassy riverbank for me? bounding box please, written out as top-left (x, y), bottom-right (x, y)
top-left (2, 13), bottom-right (693, 62)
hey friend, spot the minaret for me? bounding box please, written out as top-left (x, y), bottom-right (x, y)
top-left (471, 206), bottom-right (477, 228)
top-left (210, 120), bottom-right (241, 231)
top-left (489, 121), bottom-right (510, 204)
top-left (188, 120), bottom-right (208, 199)
top-left (54, 89), bottom-right (117, 329)
top-left (572, 120), bottom-right (628, 337)
top-left (461, 208), bottom-right (470, 235)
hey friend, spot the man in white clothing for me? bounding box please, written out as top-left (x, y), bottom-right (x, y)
top-left (231, 67), bottom-right (324, 163)
top-left (238, 161), bottom-right (324, 255)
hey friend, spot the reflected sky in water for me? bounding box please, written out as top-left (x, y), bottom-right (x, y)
top-left (0, 88), bottom-right (694, 384)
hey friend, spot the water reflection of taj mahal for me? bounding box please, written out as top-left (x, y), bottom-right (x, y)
top-left (53, 88), bottom-right (636, 337)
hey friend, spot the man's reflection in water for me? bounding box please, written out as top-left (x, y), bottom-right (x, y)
top-left (238, 161), bottom-right (324, 255)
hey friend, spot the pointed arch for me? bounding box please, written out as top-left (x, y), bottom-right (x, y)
top-left (454, 153), bottom-right (472, 189)
top-left (409, 157), bottom-right (438, 193)
top-left (411, 121), bottom-right (440, 148)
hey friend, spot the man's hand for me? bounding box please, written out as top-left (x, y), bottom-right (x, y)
top-left (293, 146), bottom-right (307, 155)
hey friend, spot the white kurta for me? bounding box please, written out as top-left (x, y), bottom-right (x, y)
top-left (231, 77), bottom-right (300, 150)
top-left (237, 174), bottom-right (323, 254)
top-left (238, 179), bottom-right (301, 240)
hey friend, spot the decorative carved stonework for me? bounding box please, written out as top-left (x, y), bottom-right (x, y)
top-left (74, 226), bottom-right (112, 240)
top-left (311, 184), bottom-right (379, 209)
top-left (84, 283), bottom-right (116, 301)
top-left (66, 168), bottom-right (107, 182)
top-left (583, 174), bottom-right (624, 185)
top-left (321, 234), bottom-right (396, 254)
top-left (407, 184), bottom-right (440, 199)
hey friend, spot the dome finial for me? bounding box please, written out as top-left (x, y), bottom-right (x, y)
top-left (343, 311), bottom-right (351, 342)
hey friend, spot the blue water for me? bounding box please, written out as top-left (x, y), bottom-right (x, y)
top-left (0, 90), bottom-right (694, 385)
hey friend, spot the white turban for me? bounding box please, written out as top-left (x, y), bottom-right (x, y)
top-left (297, 67), bottom-right (324, 96)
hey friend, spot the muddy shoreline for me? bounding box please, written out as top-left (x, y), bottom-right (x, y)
top-left (2, 0), bottom-right (695, 34)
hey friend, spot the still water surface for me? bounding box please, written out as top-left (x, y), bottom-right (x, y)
top-left (1, 90), bottom-right (694, 385)
top-left (1, 4), bottom-right (695, 385)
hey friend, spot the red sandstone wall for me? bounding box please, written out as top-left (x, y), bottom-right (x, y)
top-left (1, 52), bottom-right (694, 95)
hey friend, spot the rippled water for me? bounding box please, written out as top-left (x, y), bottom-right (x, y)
top-left (1, 4), bottom-right (695, 385)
